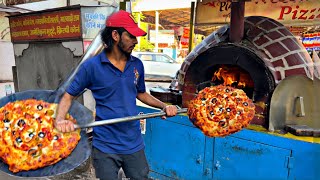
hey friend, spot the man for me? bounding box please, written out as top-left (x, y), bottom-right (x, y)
top-left (54, 10), bottom-right (178, 180)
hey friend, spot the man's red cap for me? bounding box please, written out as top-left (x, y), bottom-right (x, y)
top-left (106, 10), bottom-right (147, 37)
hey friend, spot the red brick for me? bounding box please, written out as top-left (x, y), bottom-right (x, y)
top-left (282, 38), bottom-right (302, 51)
top-left (267, 31), bottom-right (283, 40)
top-left (272, 59), bottom-right (285, 67)
top-left (253, 35), bottom-right (269, 46)
top-left (285, 53), bottom-right (304, 66)
top-left (259, 20), bottom-right (278, 32)
top-left (247, 27), bottom-right (264, 38)
top-left (285, 68), bottom-right (307, 77)
top-left (245, 16), bottom-right (264, 25)
top-left (182, 92), bottom-right (197, 107)
top-left (250, 115), bottom-right (266, 126)
top-left (183, 84), bottom-right (196, 94)
top-left (271, 70), bottom-right (282, 81)
top-left (278, 28), bottom-right (292, 36)
top-left (254, 104), bottom-right (265, 115)
top-left (271, 19), bottom-right (284, 27)
top-left (265, 42), bottom-right (289, 58)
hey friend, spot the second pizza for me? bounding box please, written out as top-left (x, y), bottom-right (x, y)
top-left (187, 85), bottom-right (255, 137)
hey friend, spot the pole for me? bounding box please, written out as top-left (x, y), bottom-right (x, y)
top-left (229, 1), bottom-right (245, 43)
top-left (137, 12), bottom-right (141, 51)
top-left (188, 1), bottom-right (195, 53)
top-left (155, 11), bottom-right (159, 52)
top-left (120, 0), bottom-right (128, 11)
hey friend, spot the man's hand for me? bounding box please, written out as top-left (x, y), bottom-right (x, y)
top-left (54, 119), bottom-right (75, 133)
top-left (161, 105), bottom-right (178, 119)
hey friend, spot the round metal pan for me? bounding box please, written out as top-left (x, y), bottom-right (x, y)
top-left (0, 90), bottom-right (93, 178)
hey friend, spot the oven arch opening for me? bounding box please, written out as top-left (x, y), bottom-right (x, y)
top-left (185, 44), bottom-right (275, 102)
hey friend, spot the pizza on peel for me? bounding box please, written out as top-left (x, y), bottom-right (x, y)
top-left (188, 85), bottom-right (255, 137)
top-left (0, 99), bottom-right (80, 173)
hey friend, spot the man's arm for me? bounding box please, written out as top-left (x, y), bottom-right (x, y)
top-left (137, 92), bottom-right (177, 118)
top-left (54, 92), bottom-right (76, 132)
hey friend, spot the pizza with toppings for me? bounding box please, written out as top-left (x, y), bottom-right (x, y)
top-left (0, 99), bottom-right (80, 173)
top-left (188, 85), bottom-right (255, 137)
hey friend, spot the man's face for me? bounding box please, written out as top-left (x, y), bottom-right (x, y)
top-left (117, 31), bottom-right (138, 56)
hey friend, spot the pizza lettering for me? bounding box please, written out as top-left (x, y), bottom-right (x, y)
top-left (0, 99), bottom-right (80, 173)
top-left (188, 85), bottom-right (255, 137)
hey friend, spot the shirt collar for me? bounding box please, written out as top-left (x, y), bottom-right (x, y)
top-left (99, 50), bottom-right (136, 63)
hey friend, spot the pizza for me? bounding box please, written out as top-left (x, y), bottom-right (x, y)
top-left (0, 99), bottom-right (81, 173)
top-left (188, 85), bottom-right (255, 137)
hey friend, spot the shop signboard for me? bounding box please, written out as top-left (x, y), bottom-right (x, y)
top-left (81, 6), bottom-right (117, 40)
top-left (9, 9), bottom-right (82, 42)
top-left (196, 0), bottom-right (319, 26)
top-left (180, 27), bottom-right (189, 49)
top-left (303, 33), bottom-right (320, 51)
top-left (5, 0), bottom-right (45, 6)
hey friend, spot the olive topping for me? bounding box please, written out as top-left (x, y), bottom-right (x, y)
top-left (5, 127), bottom-right (9, 131)
top-left (29, 132), bottom-right (34, 138)
top-left (243, 102), bottom-right (248, 106)
top-left (226, 89), bottom-right (230, 93)
top-left (218, 120), bottom-right (227, 127)
top-left (226, 108), bottom-right (231, 112)
top-left (3, 119), bottom-right (9, 123)
top-left (211, 98), bottom-right (217, 104)
top-left (38, 144), bottom-right (43, 147)
top-left (201, 98), bottom-right (206, 101)
top-left (16, 137), bottom-right (22, 144)
top-left (53, 135), bottom-right (59, 140)
top-left (36, 117), bottom-right (42, 123)
top-left (237, 111), bottom-right (242, 115)
top-left (209, 111), bottom-right (215, 116)
top-left (12, 131), bottom-right (15, 135)
top-left (219, 107), bottom-right (223, 112)
top-left (38, 132), bottom-right (45, 138)
top-left (37, 105), bottom-right (43, 110)
top-left (17, 119), bottom-right (25, 127)
top-left (28, 149), bottom-right (37, 156)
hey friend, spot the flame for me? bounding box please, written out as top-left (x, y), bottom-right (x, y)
top-left (212, 65), bottom-right (254, 88)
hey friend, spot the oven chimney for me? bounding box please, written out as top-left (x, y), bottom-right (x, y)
top-left (229, 1), bottom-right (245, 43)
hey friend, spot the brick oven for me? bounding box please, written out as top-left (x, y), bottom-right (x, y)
top-left (157, 16), bottom-right (315, 129)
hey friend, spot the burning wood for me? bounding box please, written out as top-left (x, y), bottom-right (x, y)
top-left (212, 65), bottom-right (254, 88)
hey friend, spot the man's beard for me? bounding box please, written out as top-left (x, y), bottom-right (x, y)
top-left (117, 38), bottom-right (131, 59)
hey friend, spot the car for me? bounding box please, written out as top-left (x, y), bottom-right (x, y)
top-left (132, 52), bottom-right (181, 79)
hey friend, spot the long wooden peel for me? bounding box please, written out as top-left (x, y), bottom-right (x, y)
top-left (74, 108), bottom-right (188, 129)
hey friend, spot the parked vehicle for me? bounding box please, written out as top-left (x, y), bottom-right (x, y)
top-left (132, 52), bottom-right (181, 79)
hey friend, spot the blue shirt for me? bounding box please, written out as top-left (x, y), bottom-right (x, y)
top-left (66, 50), bottom-right (146, 154)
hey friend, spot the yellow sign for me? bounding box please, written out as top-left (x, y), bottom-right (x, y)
top-left (196, 0), bottom-right (320, 26)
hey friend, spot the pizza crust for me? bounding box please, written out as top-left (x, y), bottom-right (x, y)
top-left (188, 85), bottom-right (255, 137)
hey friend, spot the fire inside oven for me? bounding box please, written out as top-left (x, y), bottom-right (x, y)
top-left (197, 65), bottom-right (254, 98)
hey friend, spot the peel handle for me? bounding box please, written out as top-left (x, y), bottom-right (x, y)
top-left (74, 108), bottom-right (188, 129)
